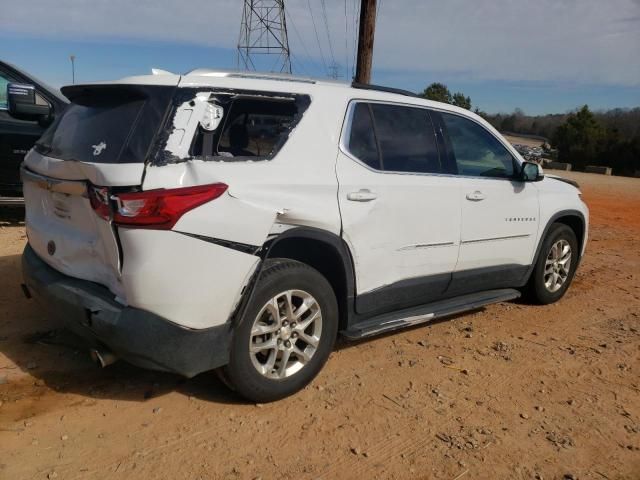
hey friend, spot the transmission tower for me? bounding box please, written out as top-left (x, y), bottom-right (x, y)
top-left (237, 0), bottom-right (292, 74)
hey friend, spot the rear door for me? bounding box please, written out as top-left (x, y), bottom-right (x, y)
top-left (337, 101), bottom-right (461, 316)
top-left (22, 84), bottom-right (177, 297)
top-left (436, 111), bottom-right (540, 293)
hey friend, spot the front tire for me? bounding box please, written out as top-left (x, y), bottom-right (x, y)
top-left (225, 259), bottom-right (338, 402)
top-left (525, 223), bottom-right (579, 304)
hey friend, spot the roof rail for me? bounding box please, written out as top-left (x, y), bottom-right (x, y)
top-left (351, 82), bottom-right (419, 98)
top-left (185, 69), bottom-right (317, 84)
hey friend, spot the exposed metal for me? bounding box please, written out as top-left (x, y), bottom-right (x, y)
top-left (237, 0), bottom-right (292, 74)
top-left (249, 289), bottom-right (322, 379)
top-left (90, 348), bottom-right (118, 368)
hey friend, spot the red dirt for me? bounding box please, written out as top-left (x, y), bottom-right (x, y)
top-left (1, 171), bottom-right (639, 479)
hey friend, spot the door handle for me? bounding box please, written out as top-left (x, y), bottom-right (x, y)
top-left (466, 190), bottom-right (485, 201)
top-left (347, 189), bottom-right (377, 202)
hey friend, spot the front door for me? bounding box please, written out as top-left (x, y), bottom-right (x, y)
top-left (337, 101), bottom-right (461, 316)
top-left (437, 111), bottom-right (540, 293)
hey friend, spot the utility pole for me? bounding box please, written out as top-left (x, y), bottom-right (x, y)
top-left (354, 0), bottom-right (376, 84)
top-left (69, 55), bottom-right (76, 84)
top-left (237, 0), bottom-right (292, 74)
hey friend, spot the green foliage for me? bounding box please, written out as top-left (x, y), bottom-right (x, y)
top-left (551, 105), bottom-right (640, 175)
top-left (482, 105), bottom-right (639, 176)
top-left (418, 81), bottom-right (639, 175)
top-left (552, 106), bottom-right (603, 169)
top-left (420, 83), bottom-right (472, 110)
top-left (421, 83), bottom-right (452, 104)
top-left (452, 92), bottom-right (472, 110)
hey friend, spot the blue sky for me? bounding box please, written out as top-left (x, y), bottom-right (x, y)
top-left (2, 0), bottom-right (639, 115)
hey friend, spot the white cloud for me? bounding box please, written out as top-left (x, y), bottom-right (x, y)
top-left (2, 0), bottom-right (639, 86)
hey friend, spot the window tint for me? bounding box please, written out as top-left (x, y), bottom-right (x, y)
top-left (369, 104), bottom-right (440, 173)
top-left (441, 112), bottom-right (515, 178)
top-left (348, 103), bottom-right (380, 169)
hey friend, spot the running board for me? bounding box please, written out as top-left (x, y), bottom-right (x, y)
top-left (342, 288), bottom-right (521, 339)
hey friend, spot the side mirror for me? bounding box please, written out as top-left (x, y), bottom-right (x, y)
top-left (521, 161), bottom-right (544, 182)
top-left (7, 83), bottom-right (52, 122)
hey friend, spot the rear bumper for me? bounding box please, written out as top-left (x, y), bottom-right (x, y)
top-left (22, 244), bottom-right (231, 377)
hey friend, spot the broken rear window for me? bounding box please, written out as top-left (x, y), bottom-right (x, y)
top-left (156, 90), bottom-right (310, 164)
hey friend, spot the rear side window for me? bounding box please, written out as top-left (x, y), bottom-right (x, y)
top-left (441, 112), bottom-right (516, 178)
top-left (346, 102), bottom-right (441, 174)
top-left (36, 85), bottom-right (174, 164)
top-left (217, 98), bottom-right (298, 158)
top-left (348, 103), bottom-right (380, 169)
top-left (370, 104), bottom-right (440, 173)
top-left (190, 94), bottom-right (310, 162)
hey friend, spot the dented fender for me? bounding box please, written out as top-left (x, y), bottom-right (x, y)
top-left (143, 162), bottom-right (282, 248)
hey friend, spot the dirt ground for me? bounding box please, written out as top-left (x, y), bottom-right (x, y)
top-left (1, 171), bottom-right (639, 480)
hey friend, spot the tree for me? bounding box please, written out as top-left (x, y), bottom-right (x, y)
top-left (452, 92), bottom-right (471, 110)
top-left (481, 105), bottom-right (639, 176)
top-left (421, 83), bottom-right (452, 104)
top-left (552, 105), bottom-right (604, 169)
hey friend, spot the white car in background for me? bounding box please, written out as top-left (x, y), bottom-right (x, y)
top-left (19, 70), bottom-right (588, 402)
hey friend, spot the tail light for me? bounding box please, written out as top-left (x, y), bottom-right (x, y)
top-left (89, 183), bottom-right (228, 230)
top-left (113, 183), bottom-right (228, 230)
top-left (88, 185), bottom-right (110, 220)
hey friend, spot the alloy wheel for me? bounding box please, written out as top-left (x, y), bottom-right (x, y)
top-left (249, 290), bottom-right (323, 379)
top-left (544, 239), bottom-right (572, 293)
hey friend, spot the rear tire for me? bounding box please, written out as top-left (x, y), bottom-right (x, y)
top-left (525, 223), bottom-right (578, 304)
top-left (225, 259), bottom-right (338, 402)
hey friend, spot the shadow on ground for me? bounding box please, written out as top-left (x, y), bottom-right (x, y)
top-left (0, 206), bottom-right (25, 227)
top-left (0, 251), bottom-right (244, 412)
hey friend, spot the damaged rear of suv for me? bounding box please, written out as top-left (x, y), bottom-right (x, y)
top-left (22, 71), bottom-right (343, 400)
top-left (22, 70), bottom-right (588, 402)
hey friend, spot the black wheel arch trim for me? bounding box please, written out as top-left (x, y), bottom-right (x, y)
top-left (525, 209), bottom-right (586, 282)
top-left (228, 226), bottom-right (357, 330)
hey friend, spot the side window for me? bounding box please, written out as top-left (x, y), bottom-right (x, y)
top-left (216, 98), bottom-right (298, 158)
top-left (371, 103), bottom-right (440, 173)
top-left (441, 112), bottom-right (516, 178)
top-left (348, 103), bottom-right (380, 169)
top-left (346, 102), bottom-right (441, 174)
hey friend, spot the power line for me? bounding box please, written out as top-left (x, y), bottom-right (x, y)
top-left (320, 0), bottom-right (340, 79)
top-left (285, 4), bottom-right (322, 75)
top-left (344, 0), bottom-right (349, 79)
top-left (320, 0), bottom-right (336, 65)
top-left (307, 0), bottom-right (328, 74)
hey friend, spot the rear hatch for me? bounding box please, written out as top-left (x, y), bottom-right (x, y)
top-left (22, 83), bottom-right (176, 299)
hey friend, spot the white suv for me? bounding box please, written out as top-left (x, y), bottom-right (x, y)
top-left (21, 70), bottom-right (588, 401)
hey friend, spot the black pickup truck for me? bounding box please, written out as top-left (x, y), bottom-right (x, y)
top-left (0, 60), bottom-right (68, 205)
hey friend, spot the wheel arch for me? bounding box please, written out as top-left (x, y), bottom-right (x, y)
top-left (525, 209), bottom-right (586, 283)
top-left (261, 227), bottom-right (356, 331)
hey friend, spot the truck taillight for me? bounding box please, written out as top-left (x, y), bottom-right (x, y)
top-left (111, 183), bottom-right (228, 230)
